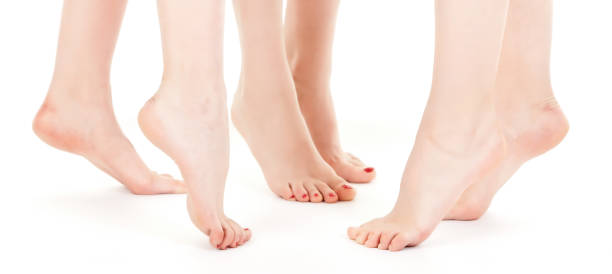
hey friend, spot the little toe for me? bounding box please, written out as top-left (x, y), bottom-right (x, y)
top-left (378, 232), bottom-right (396, 250)
top-left (290, 182), bottom-right (309, 202)
top-left (347, 227), bottom-right (359, 240)
top-left (316, 182), bottom-right (338, 203)
top-left (364, 232), bottom-right (382, 248)
top-left (304, 182), bottom-right (322, 202)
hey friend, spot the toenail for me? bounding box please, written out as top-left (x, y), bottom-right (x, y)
top-left (329, 193), bottom-right (335, 197)
top-left (342, 185), bottom-right (353, 189)
top-left (244, 228), bottom-right (249, 231)
top-left (289, 195), bottom-right (295, 198)
top-left (314, 193), bottom-right (319, 197)
top-left (364, 167), bottom-right (374, 173)
top-left (302, 194), bottom-right (308, 199)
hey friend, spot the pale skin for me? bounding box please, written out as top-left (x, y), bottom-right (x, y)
top-left (285, 0), bottom-right (377, 184)
top-left (34, 0), bottom-right (250, 250)
top-left (231, 0), bottom-right (365, 203)
top-left (348, 0), bottom-right (569, 251)
top-left (33, 0), bottom-right (186, 195)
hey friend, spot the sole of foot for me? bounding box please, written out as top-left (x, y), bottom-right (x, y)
top-left (446, 98), bottom-right (569, 220)
top-left (348, 118), bottom-right (506, 251)
top-left (33, 89), bottom-right (186, 195)
top-left (231, 81), bottom-right (356, 203)
top-left (138, 86), bottom-right (251, 249)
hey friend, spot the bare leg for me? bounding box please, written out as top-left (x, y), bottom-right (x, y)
top-left (348, 0), bottom-right (509, 250)
top-left (33, 0), bottom-right (185, 195)
top-left (138, 0), bottom-right (251, 249)
top-left (446, 0), bottom-right (569, 220)
top-left (231, 0), bottom-right (356, 202)
top-left (285, 0), bottom-right (376, 183)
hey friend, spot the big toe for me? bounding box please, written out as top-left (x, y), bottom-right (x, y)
top-left (330, 179), bottom-right (356, 201)
top-left (209, 225), bottom-right (225, 249)
top-left (388, 232), bottom-right (422, 251)
top-left (347, 226), bottom-right (360, 240)
top-left (329, 154), bottom-right (375, 183)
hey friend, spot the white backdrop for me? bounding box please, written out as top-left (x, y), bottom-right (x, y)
top-left (0, 1), bottom-right (610, 273)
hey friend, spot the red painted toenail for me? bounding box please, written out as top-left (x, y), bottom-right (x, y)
top-left (314, 193), bottom-right (319, 197)
top-left (244, 228), bottom-right (249, 231)
top-left (302, 194), bottom-right (308, 199)
top-left (364, 167), bottom-right (374, 173)
top-left (329, 193), bottom-right (335, 197)
top-left (342, 185), bottom-right (353, 189)
top-left (289, 195), bottom-right (295, 198)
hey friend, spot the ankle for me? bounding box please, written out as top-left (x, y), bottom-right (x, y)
top-left (236, 68), bottom-right (295, 97)
top-left (418, 110), bottom-right (503, 156)
top-left (47, 79), bottom-right (112, 105)
top-left (157, 78), bottom-right (226, 104)
top-left (495, 80), bottom-right (555, 112)
top-left (161, 69), bottom-right (224, 90)
top-left (291, 63), bottom-right (330, 90)
top-left (293, 75), bottom-right (329, 97)
top-left (420, 96), bottom-right (498, 136)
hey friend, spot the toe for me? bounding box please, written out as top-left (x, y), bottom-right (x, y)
top-left (168, 178), bottom-right (188, 194)
top-left (219, 221), bottom-right (236, 250)
top-left (347, 227), bottom-right (359, 240)
top-left (329, 177), bottom-right (356, 201)
top-left (149, 172), bottom-right (187, 194)
top-left (315, 182), bottom-right (338, 203)
top-left (388, 232), bottom-right (418, 252)
top-left (186, 196), bottom-right (226, 249)
top-left (378, 232), bottom-right (396, 250)
top-left (346, 161), bottom-right (376, 183)
top-left (290, 182), bottom-right (309, 202)
top-left (364, 232), bottom-right (382, 248)
top-left (228, 220), bottom-right (243, 248)
top-left (330, 154), bottom-right (375, 184)
top-left (304, 182), bottom-right (322, 202)
top-left (276, 183), bottom-right (295, 201)
top-left (355, 230), bottom-right (369, 245)
top-left (209, 226), bottom-right (225, 249)
top-left (241, 228), bottom-right (252, 245)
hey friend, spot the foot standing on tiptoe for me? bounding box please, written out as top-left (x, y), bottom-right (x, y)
top-left (231, 0), bottom-right (356, 203)
top-left (139, 0), bottom-right (251, 250)
top-left (33, 0), bottom-right (185, 195)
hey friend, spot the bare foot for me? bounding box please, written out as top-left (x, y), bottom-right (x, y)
top-left (231, 75), bottom-right (356, 203)
top-left (446, 97), bottom-right (569, 220)
top-left (348, 116), bottom-right (505, 251)
top-left (33, 87), bottom-right (186, 195)
top-left (138, 83), bottom-right (251, 249)
top-left (294, 81), bottom-right (376, 183)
